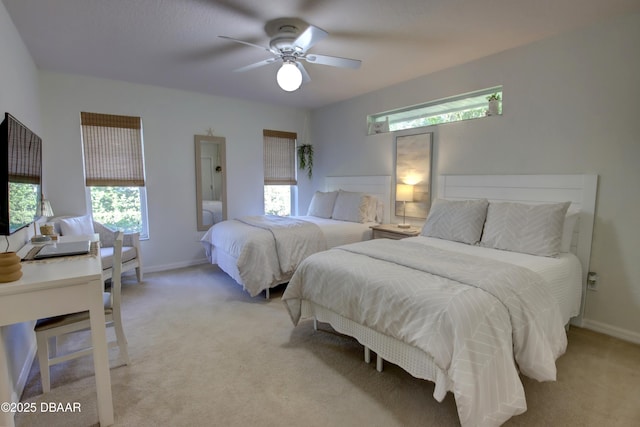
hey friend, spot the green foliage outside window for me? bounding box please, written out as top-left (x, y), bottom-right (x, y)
top-left (264, 185), bottom-right (290, 216)
top-left (392, 108), bottom-right (490, 131)
top-left (9, 182), bottom-right (39, 231)
top-left (90, 186), bottom-right (142, 233)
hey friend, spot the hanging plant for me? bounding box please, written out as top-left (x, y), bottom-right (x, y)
top-left (297, 144), bottom-right (314, 179)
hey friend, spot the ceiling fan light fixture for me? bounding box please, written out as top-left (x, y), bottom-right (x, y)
top-left (277, 62), bottom-right (303, 92)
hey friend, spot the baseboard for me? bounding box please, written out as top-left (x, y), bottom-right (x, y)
top-left (142, 258), bottom-right (209, 274)
top-left (13, 330), bottom-right (37, 403)
top-left (581, 318), bottom-right (640, 345)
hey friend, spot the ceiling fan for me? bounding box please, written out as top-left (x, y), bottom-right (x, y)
top-left (219, 18), bottom-right (362, 92)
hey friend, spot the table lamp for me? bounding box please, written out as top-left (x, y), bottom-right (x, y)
top-left (396, 184), bottom-right (414, 228)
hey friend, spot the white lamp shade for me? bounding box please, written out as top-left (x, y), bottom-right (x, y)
top-left (41, 199), bottom-right (54, 217)
top-left (277, 62), bottom-right (303, 92)
top-left (396, 184), bottom-right (414, 202)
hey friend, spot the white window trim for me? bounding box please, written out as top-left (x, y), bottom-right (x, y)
top-left (85, 186), bottom-right (150, 240)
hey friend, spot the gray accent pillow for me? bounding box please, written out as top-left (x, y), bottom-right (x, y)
top-left (331, 190), bottom-right (369, 223)
top-left (480, 201), bottom-right (571, 257)
top-left (307, 191), bottom-right (338, 218)
top-left (421, 198), bottom-right (489, 244)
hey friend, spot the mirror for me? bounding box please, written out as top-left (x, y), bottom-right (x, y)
top-left (195, 135), bottom-right (227, 231)
top-left (394, 131), bottom-right (433, 219)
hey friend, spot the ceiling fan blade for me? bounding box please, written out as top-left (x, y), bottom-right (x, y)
top-left (304, 54), bottom-right (362, 69)
top-left (297, 62), bottom-right (311, 83)
top-left (234, 58), bottom-right (279, 73)
top-left (218, 35), bottom-right (272, 53)
top-left (293, 25), bottom-right (328, 53)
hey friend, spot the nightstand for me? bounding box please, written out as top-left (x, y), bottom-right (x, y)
top-left (370, 224), bottom-right (421, 240)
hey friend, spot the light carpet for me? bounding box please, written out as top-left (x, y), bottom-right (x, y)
top-left (16, 264), bottom-right (640, 427)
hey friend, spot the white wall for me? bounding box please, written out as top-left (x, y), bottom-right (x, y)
top-left (311, 14), bottom-right (640, 342)
top-left (0, 0), bottom-right (41, 404)
top-left (39, 72), bottom-right (308, 271)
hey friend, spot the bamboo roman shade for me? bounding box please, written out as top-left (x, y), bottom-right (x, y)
top-left (7, 113), bottom-right (42, 185)
top-left (263, 130), bottom-right (297, 185)
top-left (81, 112), bottom-right (145, 187)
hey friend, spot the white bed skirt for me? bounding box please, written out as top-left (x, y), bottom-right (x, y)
top-left (301, 300), bottom-right (454, 402)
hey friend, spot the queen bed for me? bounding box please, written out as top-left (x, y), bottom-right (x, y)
top-left (282, 174), bottom-right (597, 427)
top-left (201, 176), bottom-right (391, 297)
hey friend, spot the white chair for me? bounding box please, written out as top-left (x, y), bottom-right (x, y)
top-left (34, 232), bottom-right (130, 393)
top-left (52, 215), bottom-right (143, 283)
top-left (93, 221), bottom-right (143, 282)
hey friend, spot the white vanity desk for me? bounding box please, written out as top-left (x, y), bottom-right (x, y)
top-left (0, 234), bottom-right (114, 427)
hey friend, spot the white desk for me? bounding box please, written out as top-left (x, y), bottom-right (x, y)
top-left (0, 236), bottom-right (114, 426)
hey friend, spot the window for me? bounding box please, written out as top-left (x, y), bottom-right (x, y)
top-left (263, 129), bottom-right (297, 216)
top-left (80, 112), bottom-right (149, 238)
top-left (368, 86), bottom-right (502, 134)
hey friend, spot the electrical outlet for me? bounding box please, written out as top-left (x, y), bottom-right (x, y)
top-left (587, 271), bottom-right (599, 291)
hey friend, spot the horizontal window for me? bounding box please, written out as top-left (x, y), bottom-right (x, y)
top-left (368, 87), bottom-right (502, 134)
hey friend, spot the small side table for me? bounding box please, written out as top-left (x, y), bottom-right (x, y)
top-left (370, 224), bottom-right (421, 240)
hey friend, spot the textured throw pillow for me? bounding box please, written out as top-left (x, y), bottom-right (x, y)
top-left (307, 191), bottom-right (338, 218)
top-left (480, 201), bottom-right (571, 257)
top-left (364, 195), bottom-right (379, 223)
top-left (59, 215), bottom-right (95, 236)
top-left (421, 198), bottom-right (489, 244)
top-left (331, 190), bottom-right (369, 223)
top-left (560, 211), bottom-right (579, 253)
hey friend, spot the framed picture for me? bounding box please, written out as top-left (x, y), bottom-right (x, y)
top-left (394, 131), bottom-right (433, 219)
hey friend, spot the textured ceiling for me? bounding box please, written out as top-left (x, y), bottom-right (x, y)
top-left (4, 0), bottom-right (640, 109)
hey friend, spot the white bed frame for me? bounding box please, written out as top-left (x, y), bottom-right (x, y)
top-left (305, 173), bottom-right (598, 387)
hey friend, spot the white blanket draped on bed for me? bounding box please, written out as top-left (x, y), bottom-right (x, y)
top-left (201, 215), bottom-right (327, 296)
top-left (283, 239), bottom-right (567, 427)
top-left (236, 215), bottom-right (327, 274)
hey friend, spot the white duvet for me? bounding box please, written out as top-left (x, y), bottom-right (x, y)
top-left (201, 215), bottom-right (376, 297)
top-left (283, 238), bottom-right (569, 427)
top-left (201, 215), bottom-right (326, 296)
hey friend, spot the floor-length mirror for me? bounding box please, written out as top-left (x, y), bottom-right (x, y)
top-left (195, 135), bottom-right (227, 231)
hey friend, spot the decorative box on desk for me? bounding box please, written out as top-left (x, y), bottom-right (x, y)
top-left (370, 224), bottom-right (421, 240)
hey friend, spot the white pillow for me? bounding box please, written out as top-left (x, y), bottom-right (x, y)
top-left (59, 215), bottom-right (95, 236)
top-left (331, 190), bottom-right (369, 223)
top-left (421, 198), bottom-right (489, 244)
top-left (480, 201), bottom-right (571, 257)
top-left (307, 191), bottom-right (338, 218)
top-left (560, 211), bottom-right (579, 253)
top-left (364, 195), bottom-right (379, 223)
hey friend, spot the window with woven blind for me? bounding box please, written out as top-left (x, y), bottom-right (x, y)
top-left (81, 112), bottom-right (145, 187)
top-left (263, 130), bottom-right (297, 185)
top-left (80, 112), bottom-right (148, 237)
top-left (263, 130), bottom-right (297, 216)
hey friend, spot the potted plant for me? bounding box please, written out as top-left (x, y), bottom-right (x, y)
top-left (486, 93), bottom-right (501, 116)
top-left (297, 144), bottom-right (314, 179)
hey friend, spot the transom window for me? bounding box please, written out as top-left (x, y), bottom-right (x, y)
top-left (368, 86), bottom-right (502, 134)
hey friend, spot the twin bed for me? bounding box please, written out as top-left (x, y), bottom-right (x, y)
top-left (201, 176), bottom-right (391, 297)
top-left (202, 173), bottom-right (597, 426)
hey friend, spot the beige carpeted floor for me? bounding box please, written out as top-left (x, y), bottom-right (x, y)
top-left (15, 264), bottom-right (640, 427)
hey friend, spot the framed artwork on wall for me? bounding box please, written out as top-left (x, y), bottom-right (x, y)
top-left (394, 131), bottom-right (433, 219)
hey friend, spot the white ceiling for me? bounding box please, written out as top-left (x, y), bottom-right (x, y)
top-left (4, 0), bottom-right (640, 109)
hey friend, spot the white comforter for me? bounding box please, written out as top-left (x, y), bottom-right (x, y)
top-left (201, 215), bottom-right (326, 296)
top-left (282, 238), bottom-right (568, 427)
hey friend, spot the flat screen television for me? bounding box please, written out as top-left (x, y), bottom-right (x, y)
top-left (0, 113), bottom-right (43, 235)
